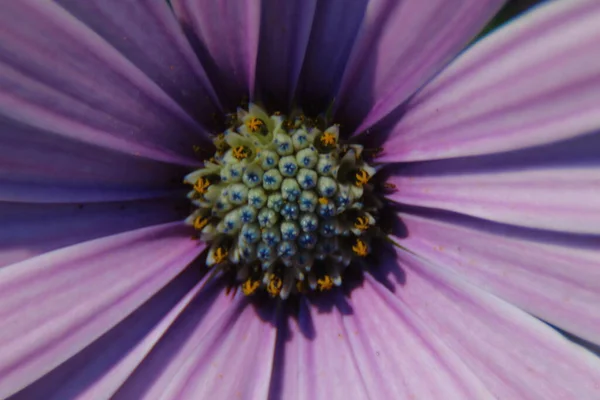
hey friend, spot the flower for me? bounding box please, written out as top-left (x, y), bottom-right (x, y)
top-left (1, 0), bottom-right (600, 399)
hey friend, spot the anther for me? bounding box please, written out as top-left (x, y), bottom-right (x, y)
top-left (355, 169), bottom-right (370, 187)
top-left (354, 216), bottom-right (370, 231)
top-left (352, 239), bottom-right (368, 257)
top-left (242, 279), bottom-right (260, 295)
top-left (232, 146), bottom-right (249, 160)
top-left (213, 247), bottom-right (229, 264)
top-left (194, 177), bottom-right (210, 194)
top-left (320, 132), bottom-right (336, 146)
top-left (317, 275), bottom-right (334, 291)
top-left (267, 274), bottom-right (283, 297)
top-left (194, 216), bottom-right (210, 230)
top-left (318, 197), bottom-right (329, 205)
top-left (246, 117), bottom-right (264, 132)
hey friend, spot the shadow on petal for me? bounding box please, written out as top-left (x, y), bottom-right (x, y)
top-left (383, 129), bottom-right (600, 177)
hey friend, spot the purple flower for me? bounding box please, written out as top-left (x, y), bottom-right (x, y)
top-left (1, 0), bottom-right (600, 398)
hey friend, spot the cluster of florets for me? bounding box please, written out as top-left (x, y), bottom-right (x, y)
top-left (185, 104), bottom-right (379, 299)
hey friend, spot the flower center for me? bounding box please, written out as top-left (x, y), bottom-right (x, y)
top-left (185, 104), bottom-right (381, 299)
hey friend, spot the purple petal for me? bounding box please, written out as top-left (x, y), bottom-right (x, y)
top-left (271, 296), bottom-right (371, 399)
top-left (385, 133), bottom-right (600, 234)
top-left (113, 288), bottom-right (277, 400)
top-left (394, 211), bottom-right (600, 347)
top-left (346, 280), bottom-right (494, 398)
top-left (379, 0), bottom-right (600, 162)
top-left (295, 0), bottom-right (368, 114)
top-left (172, 0), bottom-right (260, 109)
top-left (273, 291), bottom-right (491, 399)
top-left (0, 222), bottom-right (203, 399)
top-left (0, 1), bottom-right (211, 165)
top-left (379, 246), bottom-right (600, 398)
top-left (0, 114), bottom-right (189, 203)
top-left (10, 263), bottom-right (202, 400)
top-left (254, 0), bottom-right (317, 109)
top-left (333, 0), bottom-right (504, 133)
top-left (55, 0), bottom-right (222, 123)
top-left (0, 198), bottom-right (186, 268)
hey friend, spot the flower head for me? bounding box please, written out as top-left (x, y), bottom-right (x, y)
top-left (184, 103), bottom-right (379, 298)
top-left (1, 0), bottom-right (600, 399)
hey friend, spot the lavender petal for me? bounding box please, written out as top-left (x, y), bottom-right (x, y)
top-left (10, 264), bottom-right (203, 400)
top-left (254, 0), bottom-right (317, 109)
top-left (0, 113), bottom-right (189, 203)
top-left (379, 0), bottom-right (600, 162)
top-left (385, 131), bottom-right (600, 234)
top-left (333, 0), bottom-right (504, 133)
top-left (0, 1), bottom-right (211, 166)
top-left (172, 0), bottom-right (261, 110)
top-left (0, 222), bottom-right (203, 398)
top-left (55, 0), bottom-right (222, 125)
top-left (394, 210), bottom-right (600, 347)
top-left (0, 197), bottom-right (187, 268)
top-left (379, 246), bottom-right (600, 398)
top-left (113, 288), bottom-right (277, 399)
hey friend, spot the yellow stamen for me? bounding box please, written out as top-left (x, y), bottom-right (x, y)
top-left (246, 117), bottom-right (264, 132)
top-left (213, 247), bottom-right (228, 264)
top-left (355, 169), bottom-right (370, 187)
top-left (318, 197), bottom-right (329, 205)
top-left (194, 177), bottom-right (210, 194)
top-left (267, 274), bottom-right (283, 297)
top-left (320, 132), bottom-right (336, 146)
top-left (352, 239), bottom-right (368, 257)
top-left (241, 279), bottom-right (260, 295)
top-left (296, 280), bottom-right (304, 293)
top-left (354, 217), bottom-right (370, 231)
top-left (232, 146), bottom-right (248, 160)
top-left (193, 216), bottom-right (210, 230)
top-left (317, 275), bottom-right (334, 291)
